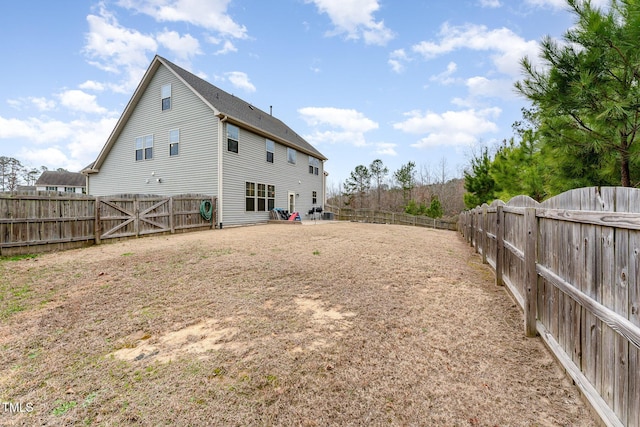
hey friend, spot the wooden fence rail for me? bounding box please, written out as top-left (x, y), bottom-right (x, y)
top-left (0, 192), bottom-right (216, 256)
top-left (323, 206), bottom-right (457, 231)
top-left (460, 187), bottom-right (640, 427)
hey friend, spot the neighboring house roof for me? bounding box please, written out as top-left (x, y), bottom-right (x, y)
top-left (85, 55), bottom-right (326, 174)
top-left (35, 171), bottom-right (86, 187)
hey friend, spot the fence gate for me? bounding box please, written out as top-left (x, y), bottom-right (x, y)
top-left (97, 195), bottom-right (171, 241)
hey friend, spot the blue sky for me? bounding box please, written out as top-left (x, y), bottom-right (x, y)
top-left (0, 0), bottom-right (603, 188)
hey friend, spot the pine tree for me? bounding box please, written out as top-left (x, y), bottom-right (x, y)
top-left (516, 0), bottom-right (640, 187)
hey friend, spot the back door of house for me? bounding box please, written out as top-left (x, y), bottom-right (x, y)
top-left (288, 191), bottom-right (295, 214)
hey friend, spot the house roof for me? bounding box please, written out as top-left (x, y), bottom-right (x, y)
top-left (85, 55), bottom-right (326, 174)
top-left (160, 57), bottom-right (327, 161)
top-left (35, 171), bottom-right (86, 187)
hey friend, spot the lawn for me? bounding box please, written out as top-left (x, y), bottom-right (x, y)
top-left (0, 222), bottom-right (596, 426)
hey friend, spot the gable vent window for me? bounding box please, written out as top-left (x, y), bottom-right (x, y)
top-left (227, 124), bottom-right (239, 153)
top-left (136, 135), bottom-right (153, 161)
top-left (161, 84), bottom-right (171, 111)
top-left (169, 129), bottom-right (179, 156)
top-left (266, 139), bottom-right (274, 163)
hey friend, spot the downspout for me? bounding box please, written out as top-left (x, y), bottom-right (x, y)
top-left (218, 114), bottom-right (227, 229)
top-left (322, 166), bottom-right (328, 208)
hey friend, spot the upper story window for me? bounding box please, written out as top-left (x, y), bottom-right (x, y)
top-left (136, 135), bottom-right (154, 161)
top-left (161, 84), bottom-right (171, 111)
top-left (65, 187), bottom-right (76, 193)
top-left (227, 124), bottom-right (239, 153)
top-left (46, 186), bottom-right (57, 191)
top-left (266, 139), bottom-right (274, 163)
top-left (169, 129), bottom-right (179, 156)
top-left (309, 156), bottom-right (320, 175)
top-left (287, 147), bottom-right (296, 164)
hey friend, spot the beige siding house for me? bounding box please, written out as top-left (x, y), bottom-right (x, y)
top-left (84, 55), bottom-right (327, 227)
top-left (35, 171), bottom-right (86, 194)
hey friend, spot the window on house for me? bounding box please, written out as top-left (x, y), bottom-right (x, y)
top-left (169, 129), bottom-right (179, 156)
top-left (287, 147), bottom-right (296, 164)
top-left (245, 181), bottom-right (255, 211)
top-left (65, 187), bottom-right (75, 193)
top-left (266, 139), bottom-right (274, 163)
top-left (162, 84), bottom-right (171, 111)
top-left (228, 124), bottom-right (239, 153)
top-left (257, 183), bottom-right (266, 211)
top-left (144, 135), bottom-right (153, 159)
top-left (135, 137), bottom-right (143, 161)
top-left (309, 156), bottom-right (320, 175)
top-left (268, 185), bottom-right (275, 210)
top-left (135, 135), bottom-right (153, 160)
top-left (46, 186), bottom-right (57, 191)
top-left (312, 191), bottom-right (317, 205)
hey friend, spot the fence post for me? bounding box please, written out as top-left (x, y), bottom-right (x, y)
top-left (474, 210), bottom-right (479, 254)
top-left (169, 196), bottom-right (175, 233)
top-left (469, 210), bottom-right (474, 247)
top-left (482, 205), bottom-right (488, 264)
top-left (94, 196), bottom-right (101, 245)
top-left (495, 205), bottom-right (504, 287)
top-left (524, 207), bottom-right (538, 337)
top-left (134, 197), bottom-right (140, 237)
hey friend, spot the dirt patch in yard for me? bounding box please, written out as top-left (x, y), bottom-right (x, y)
top-left (0, 222), bottom-right (597, 426)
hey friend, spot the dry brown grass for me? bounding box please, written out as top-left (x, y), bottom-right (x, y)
top-left (0, 222), bottom-right (596, 426)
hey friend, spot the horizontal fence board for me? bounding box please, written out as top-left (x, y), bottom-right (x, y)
top-left (538, 208), bottom-right (640, 230)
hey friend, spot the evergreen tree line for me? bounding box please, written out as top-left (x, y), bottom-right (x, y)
top-left (464, 0), bottom-right (640, 208)
top-left (327, 158), bottom-right (465, 217)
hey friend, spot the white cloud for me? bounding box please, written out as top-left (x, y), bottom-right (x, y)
top-left (373, 142), bottom-right (397, 156)
top-left (388, 48), bottom-right (409, 73)
top-left (412, 23), bottom-right (540, 77)
top-left (214, 40), bottom-right (238, 55)
top-left (117, 0), bottom-right (248, 39)
top-left (84, 5), bottom-right (157, 93)
top-left (58, 90), bottom-right (107, 114)
top-left (466, 76), bottom-right (516, 99)
top-left (30, 97), bottom-right (56, 112)
top-left (306, 0), bottom-right (394, 46)
top-left (393, 108), bottom-right (501, 148)
top-left (479, 0), bottom-right (501, 7)
top-left (525, 0), bottom-right (608, 10)
top-left (1, 115), bottom-right (118, 171)
top-left (79, 80), bottom-right (106, 92)
top-left (299, 106), bottom-right (378, 147)
top-left (225, 71), bottom-right (256, 92)
top-left (157, 29), bottom-right (202, 61)
top-left (430, 62), bottom-right (458, 85)
top-left (19, 147), bottom-right (72, 170)
top-left (299, 107), bottom-right (378, 132)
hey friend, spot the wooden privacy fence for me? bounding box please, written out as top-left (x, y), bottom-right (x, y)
top-left (324, 206), bottom-right (457, 231)
top-left (460, 187), bottom-right (640, 427)
top-left (0, 192), bottom-right (216, 256)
